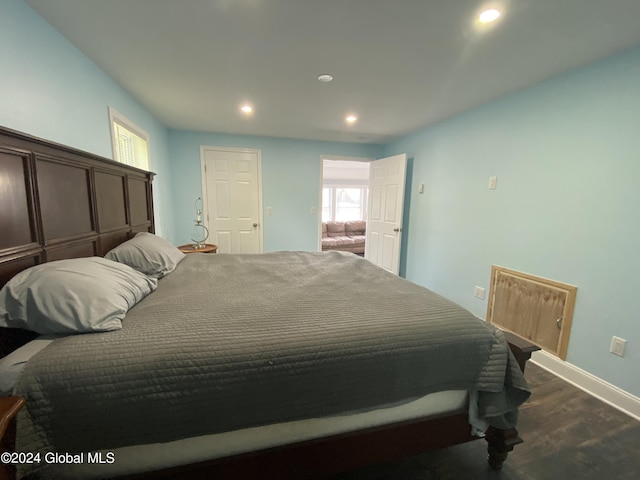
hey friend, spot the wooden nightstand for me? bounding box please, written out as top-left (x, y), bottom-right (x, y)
top-left (0, 396), bottom-right (25, 480)
top-left (178, 244), bottom-right (218, 254)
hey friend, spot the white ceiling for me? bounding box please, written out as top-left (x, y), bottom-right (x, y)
top-left (26, 0), bottom-right (640, 144)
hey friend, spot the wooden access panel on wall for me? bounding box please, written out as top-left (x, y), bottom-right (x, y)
top-left (487, 266), bottom-right (577, 360)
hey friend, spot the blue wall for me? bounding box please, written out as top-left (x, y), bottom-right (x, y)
top-left (384, 45), bottom-right (640, 397)
top-left (168, 130), bottom-right (382, 250)
top-left (0, 0), bottom-right (174, 237)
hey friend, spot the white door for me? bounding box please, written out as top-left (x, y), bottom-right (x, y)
top-left (201, 147), bottom-right (263, 254)
top-left (365, 154), bottom-right (407, 275)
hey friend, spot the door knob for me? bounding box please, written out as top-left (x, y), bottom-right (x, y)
top-left (253, 223), bottom-right (258, 227)
top-left (393, 227), bottom-right (401, 232)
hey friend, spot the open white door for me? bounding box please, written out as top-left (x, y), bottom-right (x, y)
top-left (365, 154), bottom-right (407, 275)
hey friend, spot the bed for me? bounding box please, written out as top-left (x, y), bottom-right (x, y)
top-left (0, 127), bottom-right (533, 480)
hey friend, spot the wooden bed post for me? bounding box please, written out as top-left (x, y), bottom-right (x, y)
top-left (484, 331), bottom-right (538, 470)
top-left (485, 426), bottom-right (523, 470)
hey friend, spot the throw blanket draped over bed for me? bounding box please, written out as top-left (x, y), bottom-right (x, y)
top-left (15, 251), bottom-right (529, 476)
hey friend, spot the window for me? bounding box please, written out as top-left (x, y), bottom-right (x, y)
top-left (321, 159), bottom-right (370, 222)
top-left (322, 186), bottom-right (368, 222)
top-left (109, 108), bottom-right (151, 171)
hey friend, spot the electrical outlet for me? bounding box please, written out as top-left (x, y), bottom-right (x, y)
top-left (610, 336), bottom-right (626, 357)
top-left (474, 286), bottom-right (486, 300)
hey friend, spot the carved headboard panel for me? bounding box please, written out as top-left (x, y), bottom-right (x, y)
top-left (0, 126), bottom-right (155, 289)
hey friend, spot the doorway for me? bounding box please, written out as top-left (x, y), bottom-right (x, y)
top-left (320, 157), bottom-right (371, 256)
top-left (319, 154), bottom-right (407, 275)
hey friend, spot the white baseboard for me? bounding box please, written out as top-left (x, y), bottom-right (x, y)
top-left (531, 350), bottom-right (640, 422)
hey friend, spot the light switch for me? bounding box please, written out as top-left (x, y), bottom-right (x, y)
top-left (488, 176), bottom-right (497, 190)
top-left (610, 336), bottom-right (626, 357)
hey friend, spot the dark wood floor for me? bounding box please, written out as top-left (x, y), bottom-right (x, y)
top-left (334, 363), bottom-right (640, 480)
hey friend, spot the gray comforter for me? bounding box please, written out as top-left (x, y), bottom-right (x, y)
top-left (15, 251), bottom-right (529, 476)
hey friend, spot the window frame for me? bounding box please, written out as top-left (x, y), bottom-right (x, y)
top-left (108, 107), bottom-right (151, 171)
top-left (322, 184), bottom-right (369, 222)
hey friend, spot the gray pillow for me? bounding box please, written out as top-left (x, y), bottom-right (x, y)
top-left (0, 257), bottom-right (157, 334)
top-left (105, 232), bottom-right (185, 278)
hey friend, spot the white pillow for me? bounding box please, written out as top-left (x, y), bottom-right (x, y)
top-left (0, 257), bottom-right (157, 334)
top-left (105, 232), bottom-right (185, 278)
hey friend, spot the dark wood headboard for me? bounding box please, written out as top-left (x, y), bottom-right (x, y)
top-left (0, 126), bottom-right (155, 354)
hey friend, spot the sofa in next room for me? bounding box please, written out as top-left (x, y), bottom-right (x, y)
top-left (321, 220), bottom-right (366, 255)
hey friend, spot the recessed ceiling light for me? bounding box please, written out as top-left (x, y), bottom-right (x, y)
top-left (345, 115), bottom-right (357, 124)
top-left (479, 9), bottom-right (501, 23)
top-left (318, 74), bottom-right (334, 82)
top-left (240, 104), bottom-right (253, 114)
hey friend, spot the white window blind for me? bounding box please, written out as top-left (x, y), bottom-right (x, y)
top-left (109, 108), bottom-right (151, 171)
